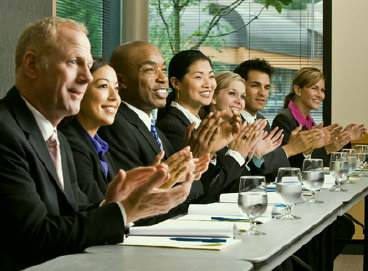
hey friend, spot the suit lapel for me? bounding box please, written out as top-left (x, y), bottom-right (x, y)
top-left (6, 88), bottom-right (66, 193)
top-left (119, 103), bottom-right (162, 154)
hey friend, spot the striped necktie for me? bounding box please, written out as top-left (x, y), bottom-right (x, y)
top-left (150, 119), bottom-right (163, 151)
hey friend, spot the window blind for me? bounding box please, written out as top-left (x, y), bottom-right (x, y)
top-left (148, 0), bottom-right (323, 124)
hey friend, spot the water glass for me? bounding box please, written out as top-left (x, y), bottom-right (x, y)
top-left (302, 159), bottom-right (324, 203)
top-left (238, 176), bottom-right (267, 235)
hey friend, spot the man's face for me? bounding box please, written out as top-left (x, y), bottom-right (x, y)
top-left (244, 70), bottom-right (270, 116)
top-left (120, 44), bottom-right (168, 114)
top-left (34, 26), bottom-right (93, 126)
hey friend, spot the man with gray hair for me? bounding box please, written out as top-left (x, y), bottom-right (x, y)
top-left (0, 17), bottom-right (194, 270)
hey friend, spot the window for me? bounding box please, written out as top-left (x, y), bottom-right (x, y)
top-left (148, 0), bottom-right (324, 124)
top-left (56, 0), bottom-right (122, 60)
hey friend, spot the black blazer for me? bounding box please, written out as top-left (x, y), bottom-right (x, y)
top-left (59, 118), bottom-right (118, 204)
top-left (157, 106), bottom-right (246, 201)
top-left (99, 102), bottom-right (175, 170)
top-left (99, 102), bottom-right (204, 224)
top-left (271, 107), bottom-right (329, 169)
top-left (0, 87), bottom-right (124, 270)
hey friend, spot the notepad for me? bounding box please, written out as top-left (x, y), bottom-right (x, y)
top-left (129, 219), bottom-right (237, 238)
top-left (120, 235), bottom-right (241, 251)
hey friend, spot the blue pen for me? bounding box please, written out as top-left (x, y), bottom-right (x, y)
top-left (211, 216), bottom-right (262, 224)
top-left (268, 203), bottom-right (287, 207)
top-left (170, 237), bottom-right (227, 243)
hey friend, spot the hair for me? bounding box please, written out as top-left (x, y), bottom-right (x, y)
top-left (90, 56), bottom-right (112, 74)
top-left (283, 67), bottom-right (325, 108)
top-left (199, 71), bottom-right (245, 119)
top-left (233, 58), bottom-right (274, 81)
top-left (157, 49), bottom-right (212, 121)
top-left (15, 17), bottom-right (88, 71)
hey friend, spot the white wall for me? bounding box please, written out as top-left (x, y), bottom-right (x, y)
top-left (332, 0), bottom-right (368, 126)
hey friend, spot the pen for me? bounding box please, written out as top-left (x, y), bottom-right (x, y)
top-left (170, 237), bottom-right (227, 243)
top-left (211, 216), bottom-right (263, 224)
top-left (268, 203), bottom-right (287, 207)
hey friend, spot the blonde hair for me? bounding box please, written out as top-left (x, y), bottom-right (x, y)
top-left (199, 71), bottom-right (245, 119)
top-left (15, 17), bottom-right (88, 71)
top-left (284, 67), bottom-right (324, 108)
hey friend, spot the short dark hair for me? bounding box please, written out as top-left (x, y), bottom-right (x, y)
top-left (233, 58), bottom-right (274, 81)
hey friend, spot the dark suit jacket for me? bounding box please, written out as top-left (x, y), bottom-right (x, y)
top-left (99, 102), bottom-right (204, 224)
top-left (252, 112), bottom-right (290, 181)
top-left (59, 118), bottom-right (118, 204)
top-left (157, 106), bottom-right (245, 201)
top-left (99, 102), bottom-right (175, 170)
top-left (0, 87), bottom-right (124, 270)
top-left (271, 107), bottom-right (329, 169)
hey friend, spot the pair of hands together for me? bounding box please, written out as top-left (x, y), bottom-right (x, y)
top-left (102, 146), bottom-right (210, 224)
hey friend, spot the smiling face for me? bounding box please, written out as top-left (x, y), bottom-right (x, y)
top-left (212, 80), bottom-right (246, 120)
top-left (118, 43), bottom-right (168, 115)
top-left (33, 26), bottom-right (93, 126)
top-left (294, 78), bottom-right (325, 113)
top-left (244, 70), bottom-right (270, 116)
top-left (77, 65), bottom-right (121, 135)
top-left (173, 59), bottom-right (216, 115)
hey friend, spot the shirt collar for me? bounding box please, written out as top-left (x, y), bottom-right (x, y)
top-left (123, 101), bottom-right (154, 131)
top-left (21, 96), bottom-right (56, 141)
top-left (86, 131), bottom-right (109, 158)
top-left (241, 110), bottom-right (257, 124)
top-left (288, 100), bottom-right (316, 130)
top-left (171, 101), bottom-right (201, 129)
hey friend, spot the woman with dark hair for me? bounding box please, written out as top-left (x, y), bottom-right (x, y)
top-left (272, 67), bottom-right (367, 169)
top-left (157, 50), bottom-right (262, 198)
top-left (59, 56), bottom-right (121, 204)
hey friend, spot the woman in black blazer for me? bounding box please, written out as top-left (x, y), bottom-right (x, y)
top-left (157, 51), bottom-right (261, 197)
top-left (60, 57), bottom-right (120, 204)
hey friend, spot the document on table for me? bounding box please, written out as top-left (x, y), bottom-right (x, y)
top-left (120, 236), bottom-right (241, 251)
top-left (129, 219), bottom-right (237, 238)
top-left (185, 202), bottom-right (273, 224)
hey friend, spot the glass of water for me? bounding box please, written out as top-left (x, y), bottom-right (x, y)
top-left (302, 159), bottom-right (324, 203)
top-left (329, 152), bottom-right (349, 192)
top-left (238, 176), bottom-right (267, 235)
top-left (356, 152), bottom-right (368, 177)
top-left (275, 167), bottom-right (303, 220)
top-left (341, 149), bottom-right (358, 183)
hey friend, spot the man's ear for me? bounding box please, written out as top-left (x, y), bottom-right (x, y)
top-left (293, 85), bottom-right (301, 96)
top-left (23, 51), bottom-right (38, 79)
top-left (117, 73), bottom-right (127, 89)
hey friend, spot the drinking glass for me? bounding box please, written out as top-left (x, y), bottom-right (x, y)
top-left (329, 152), bottom-right (349, 192)
top-left (356, 152), bottom-right (368, 177)
top-left (341, 149), bottom-right (358, 183)
top-left (275, 167), bottom-right (302, 220)
top-left (353, 145), bottom-right (368, 154)
top-left (302, 159), bottom-right (324, 203)
top-left (238, 176), bottom-right (267, 235)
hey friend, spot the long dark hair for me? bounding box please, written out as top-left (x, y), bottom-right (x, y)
top-left (157, 50), bottom-right (212, 121)
top-left (283, 67), bottom-right (325, 108)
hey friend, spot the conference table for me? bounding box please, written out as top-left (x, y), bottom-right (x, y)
top-left (26, 177), bottom-right (368, 271)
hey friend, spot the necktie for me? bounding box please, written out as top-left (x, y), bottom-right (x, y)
top-left (150, 119), bottom-right (163, 151)
top-left (46, 130), bottom-right (64, 189)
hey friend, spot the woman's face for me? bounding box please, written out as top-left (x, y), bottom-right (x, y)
top-left (174, 59), bottom-right (216, 112)
top-left (297, 78), bottom-right (325, 111)
top-left (212, 80), bottom-right (246, 119)
top-left (78, 65), bottom-right (121, 131)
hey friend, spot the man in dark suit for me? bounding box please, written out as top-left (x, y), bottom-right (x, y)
top-left (233, 58), bottom-right (323, 180)
top-left (0, 17), bottom-right (194, 270)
